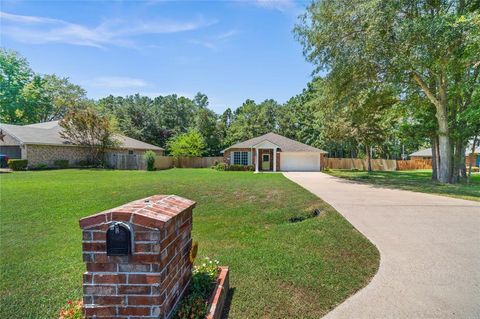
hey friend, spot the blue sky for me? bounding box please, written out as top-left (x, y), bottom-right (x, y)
top-left (1, 0), bottom-right (313, 113)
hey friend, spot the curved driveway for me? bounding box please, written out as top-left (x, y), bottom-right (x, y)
top-left (284, 172), bottom-right (480, 319)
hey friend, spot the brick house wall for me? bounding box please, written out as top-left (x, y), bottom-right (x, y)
top-left (24, 144), bottom-right (162, 168)
top-left (224, 148), bottom-right (281, 171)
top-left (80, 195), bottom-right (195, 319)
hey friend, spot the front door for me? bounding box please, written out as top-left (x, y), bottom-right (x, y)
top-left (262, 153), bottom-right (270, 171)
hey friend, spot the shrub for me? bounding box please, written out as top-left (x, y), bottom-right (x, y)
top-left (214, 162), bottom-right (227, 171)
top-left (54, 160), bottom-right (69, 169)
top-left (77, 160), bottom-right (94, 167)
top-left (58, 300), bottom-right (83, 319)
top-left (227, 164), bottom-right (254, 171)
top-left (173, 257), bottom-right (220, 319)
top-left (32, 163), bottom-right (48, 170)
top-left (144, 150), bottom-right (156, 171)
top-left (7, 159), bottom-right (28, 171)
top-left (213, 163), bottom-right (254, 171)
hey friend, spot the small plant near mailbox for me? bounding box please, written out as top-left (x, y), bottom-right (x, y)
top-left (54, 159), bottom-right (69, 169)
top-left (173, 257), bottom-right (220, 319)
top-left (144, 150), bottom-right (156, 171)
top-left (58, 300), bottom-right (83, 319)
top-left (7, 159), bottom-right (28, 171)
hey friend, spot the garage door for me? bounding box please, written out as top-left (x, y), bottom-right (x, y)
top-left (280, 152), bottom-right (320, 171)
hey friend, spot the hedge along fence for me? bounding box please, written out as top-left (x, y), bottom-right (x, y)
top-left (324, 158), bottom-right (432, 171)
top-left (154, 156), bottom-right (223, 169)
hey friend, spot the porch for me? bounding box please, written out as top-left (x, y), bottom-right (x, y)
top-left (252, 140), bottom-right (280, 173)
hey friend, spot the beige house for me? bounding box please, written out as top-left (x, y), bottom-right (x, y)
top-left (0, 121), bottom-right (163, 168)
top-left (223, 132), bottom-right (327, 172)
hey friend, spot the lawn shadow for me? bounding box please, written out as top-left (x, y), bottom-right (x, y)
top-left (221, 287), bottom-right (236, 319)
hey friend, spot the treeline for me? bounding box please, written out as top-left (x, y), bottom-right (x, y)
top-left (1, 48), bottom-right (431, 158)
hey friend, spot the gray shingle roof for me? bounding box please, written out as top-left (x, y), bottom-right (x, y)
top-left (224, 132), bottom-right (327, 153)
top-left (1, 121), bottom-right (163, 151)
top-left (410, 147), bottom-right (479, 157)
top-left (410, 148), bottom-right (433, 157)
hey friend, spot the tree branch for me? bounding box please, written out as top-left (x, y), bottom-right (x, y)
top-left (411, 72), bottom-right (441, 109)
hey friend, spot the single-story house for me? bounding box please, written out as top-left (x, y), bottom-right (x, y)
top-left (222, 132), bottom-right (327, 172)
top-left (410, 147), bottom-right (480, 166)
top-left (0, 121), bottom-right (163, 168)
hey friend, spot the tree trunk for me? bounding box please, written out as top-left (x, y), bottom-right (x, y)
top-left (413, 73), bottom-right (452, 183)
top-left (366, 145), bottom-right (372, 172)
top-left (467, 135), bottom-right (478, 184)
top-left (431, 137), bottom-right (438, 181)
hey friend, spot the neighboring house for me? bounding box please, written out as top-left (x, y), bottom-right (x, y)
top-left (409, 149), bottom-right (434, 161)
top-left (223, 132), bottom-right (327, 172)
top-left (410, 147), bottom-right (480, 167)
top-left (0, 121), bottom-right (163, 168)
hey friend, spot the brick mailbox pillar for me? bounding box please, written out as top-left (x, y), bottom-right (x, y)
top-left (79, 195), bottom-right (196, 319)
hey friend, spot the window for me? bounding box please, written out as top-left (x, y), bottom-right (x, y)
top-left (233, 151), bottom-right (249, 165)
top-left (128, 150), bottom-right (134, 155)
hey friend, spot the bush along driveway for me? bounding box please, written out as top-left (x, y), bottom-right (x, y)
top-left (285, 172), bottom-right (480, 319)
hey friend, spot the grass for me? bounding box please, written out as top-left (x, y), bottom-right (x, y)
top-left (326, 169), bottom-right (480, 202)
top-left (0, 169), bottom-right (379, 319)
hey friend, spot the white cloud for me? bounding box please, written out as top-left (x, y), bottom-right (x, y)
top-left (190, 29), bottom-right (239, 50)
top-left (0, 11), bottom-right (216, 48)
top-left (253, 0), bottom-right (297, 12)
top-left (89, 77), bottom-right (150, 89)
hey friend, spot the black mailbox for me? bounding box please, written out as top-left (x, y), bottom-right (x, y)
top-left (106, 222), bottom-right (133, 256)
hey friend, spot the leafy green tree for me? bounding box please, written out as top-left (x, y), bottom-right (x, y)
top-left (167, 130), bottom-right (206, 157)
top-left (0, 49), bottom-right (86, 124)
top-left (295, 0), bottom-right (480, 183)
top-left (0, 49), bottom-right (33, 123)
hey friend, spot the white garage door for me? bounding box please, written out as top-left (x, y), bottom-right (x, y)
top-left (280, 152), bottom-right (320, 171)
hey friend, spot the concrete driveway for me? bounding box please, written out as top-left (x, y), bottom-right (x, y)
top-left (284, 172), bottom-right (480, 319)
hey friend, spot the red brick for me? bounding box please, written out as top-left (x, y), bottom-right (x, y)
top-left (83, 231), bottom-right (93, 240)
top-left (132, 213), bottom-right (164, 229)
top-left (131, 254), bottom-right (160, 263)
top-left (94, 296), bottom-right (126, 305)
top-left (118, 285), bottom-right (150, 295)
top-left (80, 214), bottom-right (106, 229)
top-left (93, 231), bottom-right (106, 241)
top-left (135, 243), bottom-right (160, 253)
top-left (83, 272), bottom-right (93, 284)
top-left (83, 285), bottom-right (116, 295)
top-left (118, 307), bottom-right (151, 316)
top-left (83, 242), bottom-right (106, 252)
top-left (85, 306), bottom-right (116, 317)
top-left (128, 274), bottom-right (161, 284)
top-left (86, 263), bottom-right (116, 272)
top-left (111, 211), bottom-right (133, 222)
top-left (128, 296), bottom-right (162, 305)
top-left (94, 274), bottom-right (126, 284)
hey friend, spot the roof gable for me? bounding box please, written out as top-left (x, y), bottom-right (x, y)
top-left (224, 132), bottom-right (327, 153)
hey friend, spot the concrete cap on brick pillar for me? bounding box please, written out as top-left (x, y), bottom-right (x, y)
top-left (79, 195), bottom-right (196, 230)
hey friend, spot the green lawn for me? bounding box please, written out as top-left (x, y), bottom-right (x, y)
top-left (0, 169), bottom-right (379, 319)
top-left (326, 169), bottom-right (480, 202)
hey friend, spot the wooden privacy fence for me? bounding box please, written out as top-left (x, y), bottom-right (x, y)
top-left (106, 153), bottom-right (145, 170)
top-left (396, 159), bottom-right (432, 170)
top-left (154, 156), bottom-right (223, 169)
top-left (154, 156), bottom-right (174, 170)
top-left (324, 158), bottom-right (432, 171)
